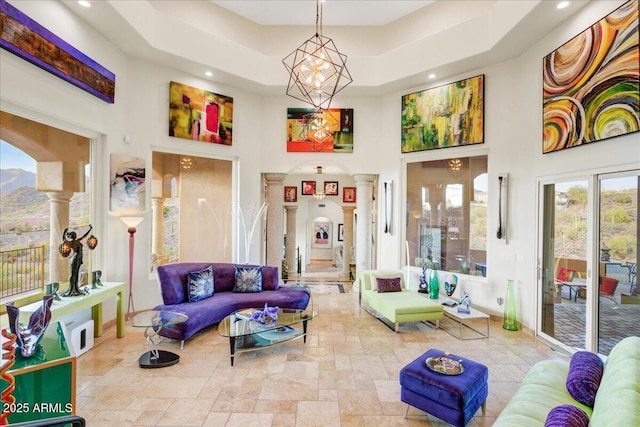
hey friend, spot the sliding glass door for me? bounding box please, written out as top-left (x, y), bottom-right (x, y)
top-left (597, 173), bottom-right (639, 354)
top-left (539, 179), bottom-right (589, 352)
top-left (538, 170), bottom-right (639, 355)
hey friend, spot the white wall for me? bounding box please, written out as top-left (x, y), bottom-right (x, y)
top-left (2, 1), bottom-right (638, 333)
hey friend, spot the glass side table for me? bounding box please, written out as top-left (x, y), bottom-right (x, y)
top-left (132, 310), bottom-right (188, 368)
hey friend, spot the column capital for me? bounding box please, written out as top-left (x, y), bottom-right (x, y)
top-left (342, 206), bottom-right (356, 214)
top-left (353, 174), bottom-right (376, 184)
top-left (46, 191), bottom-right (74, 202)
top-left (264, 173), bottom-right (287, 184)
top-left (285, 205), bottom-right (298, 212)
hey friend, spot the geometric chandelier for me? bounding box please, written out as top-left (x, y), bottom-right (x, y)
top-left (282, 0), bottom-right (353, 110)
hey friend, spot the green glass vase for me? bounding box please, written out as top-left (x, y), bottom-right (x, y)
top-left (503, 279), bottom-right (519, 331)
top-left (429, 269), bottom-right (440, 299)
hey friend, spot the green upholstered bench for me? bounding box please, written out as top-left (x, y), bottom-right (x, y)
top-left (358, 270), bottom-right (443, 332)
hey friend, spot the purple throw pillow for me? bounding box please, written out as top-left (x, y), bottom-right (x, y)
top-left (544, 404), bottom-right (589, 427)
top-left (377, 277), bottom-right (402, 293)
top-left (566, 351), bottom-right (604, 407)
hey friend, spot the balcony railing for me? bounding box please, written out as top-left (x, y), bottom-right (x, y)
top-left (0, 245), bottom-right (45, 299)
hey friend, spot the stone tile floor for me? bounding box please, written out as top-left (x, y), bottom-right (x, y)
top-left (76, 281), bottom-right (568, 426)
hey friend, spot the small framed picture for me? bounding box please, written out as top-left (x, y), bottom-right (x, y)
top-left (343, 186), bottom-right (356, 203)
top-left (302, 181), bottom-right (316, 195)
top-left (313, 221), bottom-right (332, 248)
top-left (324, 181), bottom-right (339, 196)
top-left (338, 223), bottom-right (344, 241)
top-left (284, 186), bottom-right (297, 202)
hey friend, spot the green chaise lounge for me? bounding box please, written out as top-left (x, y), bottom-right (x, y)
top-left (358, 269), bottom-right (443, 332)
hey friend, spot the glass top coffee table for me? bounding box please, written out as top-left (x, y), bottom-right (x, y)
top-left (132, 310), bottom-right (188, 368)
top-left (218, 307), bottom-right (316, 366)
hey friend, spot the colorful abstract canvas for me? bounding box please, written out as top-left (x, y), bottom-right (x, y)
top-left (169, 81), bottom-right (233, 145)
top-left (287, 108), bottom-right (353, 152)
top-left (401, 75), bottom-right (484, 153)
top-left (0, 0), bottom-right (116, 103)
top-left (110, 154), bottom-right (145, 212)
top-left (543, 0), bottom-right (639, 153)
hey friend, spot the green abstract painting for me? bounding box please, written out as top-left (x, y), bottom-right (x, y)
top-left (401, 75), bottom-right (484, 153)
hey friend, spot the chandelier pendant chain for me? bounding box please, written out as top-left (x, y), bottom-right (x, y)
top-left (316, 0), bottom-right (322, 38)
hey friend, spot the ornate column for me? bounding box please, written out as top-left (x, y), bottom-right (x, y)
top-left (151, 196), bottom-right (166, 266)
top-left (46, 191), bottom-right (73, 282)
top-left (264, 173), bottom-right (287, 269)
top-left (341, 206), bottom-right (355, 277)
top-left (285, 206), bottom-right (298, 277)
top-left (354, 174), bottom-right (376, 273)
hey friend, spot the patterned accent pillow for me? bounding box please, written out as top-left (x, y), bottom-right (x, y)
top-left (566, 351), bottom-right (604, 407)
top-left (187, 266), bottom-right (214, 302)
top-left (377, 277), bottom-right (402, 293)
top-left (544, 404), bottom-right (589, 427)
top-left (234, 266), bottom-right (263, 293)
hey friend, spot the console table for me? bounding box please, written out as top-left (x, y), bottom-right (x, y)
top-left (16, 282), bottom-right (125, 338)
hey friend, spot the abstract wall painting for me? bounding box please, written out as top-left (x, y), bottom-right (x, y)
top-left (169, 81), bottom-right (234, 145)
top-left (110, 154), bottom-right (145, 212)
top-left (0, 0), bottom-right (116, 103)
top-left (543, 0), bottom-right (639, 153)
top-left (401, 75), bottom-right (484, 153)
top-left (287, 108), bottom-right (354, 152)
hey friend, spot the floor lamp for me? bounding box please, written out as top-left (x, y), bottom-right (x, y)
top-left (121, 216), bottom-right (144, 320)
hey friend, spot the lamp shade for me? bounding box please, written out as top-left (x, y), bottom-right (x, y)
top-left (120, 216), bottom-right (144, 228)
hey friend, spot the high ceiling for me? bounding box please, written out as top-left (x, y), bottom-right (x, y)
top-left (211, 0), bottom-right (437, 26)
top-left (59, 0), bottom-right (589, 96)
top-left (49, 0), bottom-right (589, 176)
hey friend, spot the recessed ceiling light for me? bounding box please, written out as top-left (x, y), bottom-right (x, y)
top-left (205, 71), bottom-right (213, 77)
top-left (428, 73), bottom-right (436, 79)
top-left (557, 1), bottom-right (570, 9)
top-left (78, 1), bottom-right (91, 7)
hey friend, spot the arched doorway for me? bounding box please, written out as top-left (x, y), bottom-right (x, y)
top-left (265, 162), bottom-right (377, 282)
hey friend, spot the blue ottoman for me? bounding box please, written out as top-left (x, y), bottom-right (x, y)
top-left (400, 349), bottom-right (488, 427)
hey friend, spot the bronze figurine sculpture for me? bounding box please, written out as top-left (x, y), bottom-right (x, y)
top-left (59, 224), bottom-right (98, 296)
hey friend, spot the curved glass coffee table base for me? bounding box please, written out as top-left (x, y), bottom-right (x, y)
top-left (138, 349), bottom-right (180, 368)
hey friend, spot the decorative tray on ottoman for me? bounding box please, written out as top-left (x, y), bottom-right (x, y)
top-left (425, 356), bottom-right (464, 375)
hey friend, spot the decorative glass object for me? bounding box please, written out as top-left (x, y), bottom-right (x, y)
top-left (429, 269), bottom-right (440, 299)
top-left (503, 279), bottom-right (519, 331)
top-left (92, 270), bottom-right (103, 289)
top-left (443, 273), bottom-right (458, 306)
top-left (419, 263), bottom-right (429, 293)
top-left (251, 303), bottom-right (279, 325)
top-left (5, 295), bottom-right (54, 357)
top-left (458, 291), bottom-right (471, 314)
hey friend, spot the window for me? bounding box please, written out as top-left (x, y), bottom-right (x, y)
top-left (406, 155), bottom-right (487, 275)
top-left (150, 151), bottom-right (233, 271)
top-left (1, 112), bottom-right (92, 300)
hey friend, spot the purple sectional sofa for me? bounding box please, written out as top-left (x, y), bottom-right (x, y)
top-left (154, 262), bottom-right (311, 345)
